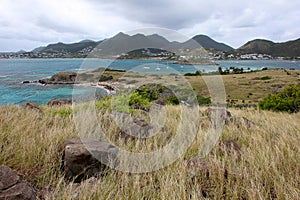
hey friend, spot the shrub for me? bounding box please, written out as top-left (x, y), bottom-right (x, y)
top-left (253, 76), bottom-right (272, 80)
top-left (129, 92), bottom-right (151, 109)
top-left (163, 95), bottom-right (180, 105)
top-left (197, 95), bottom-right (211, 105)
top-left (261, 76), bottom-right (272, 80)
top-left (259, 85), bottom-right (300, 113)
top-left (135, 84), bottom-right (164, 101)
top-left (184, 70), bottom-right (201, 76)
top-left (52, 107), bottom-right (73, 117)
top-left (111, 95), bottom-right (135, 113)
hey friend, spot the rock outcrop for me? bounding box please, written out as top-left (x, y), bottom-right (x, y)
top-left (63, 138), bottom-right (118, 182)
top-left (39, 72), bottom-right (77, 84)
top-left (23, 102), bottom-right (41, 112)
top-left (0, 165), bottom-right (36, 200)
top-left (47, 98), bottom-right (72, 106)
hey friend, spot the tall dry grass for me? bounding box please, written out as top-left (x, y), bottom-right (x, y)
top-left (0, 104), bottom-right (299, 199)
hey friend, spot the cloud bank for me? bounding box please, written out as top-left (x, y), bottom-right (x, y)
top-left (0, 0), bottom-right (299, 51)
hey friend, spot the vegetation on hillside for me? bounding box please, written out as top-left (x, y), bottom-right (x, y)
top-left (237, 38), bottom-right (300, 58)
top-left (259, 84), bottom-right (300, 113)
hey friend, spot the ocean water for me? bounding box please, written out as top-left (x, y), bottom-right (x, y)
top-left (0, 58), bottom-right (299, 105)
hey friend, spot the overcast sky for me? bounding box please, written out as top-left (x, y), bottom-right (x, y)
top-left (0, 0), bottom-right (299, 52)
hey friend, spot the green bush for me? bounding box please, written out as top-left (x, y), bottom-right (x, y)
top-left (259, 85), bottom-right (300, 113)
top-left (163, 95), bottom-right (180, 105)
top-left (184, 70), bottom-right (201, 76)
top-left (129, 92), bottom-right (151, 108)
top-left (135, 84), bottom-right (165, 101)
top-left (197, 95), bottom-right (211, 105)
top-left (52, 108), bottom-right (73, 117)
top-left (111, 95), bottom-right (134, 113)
top-left (95, 96), bottom-right (112, 111)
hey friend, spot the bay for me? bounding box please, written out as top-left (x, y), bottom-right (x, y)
top-left (0, 58), bottom-right (299, 105)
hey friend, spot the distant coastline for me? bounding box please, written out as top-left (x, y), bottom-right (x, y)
top-left (1, 32), bottom-right (299, 60)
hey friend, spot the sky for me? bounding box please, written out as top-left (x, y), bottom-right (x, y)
top-left (0, 0), bottom-right (299, 52)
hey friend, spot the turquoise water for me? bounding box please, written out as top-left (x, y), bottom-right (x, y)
top-left (0, 59), bottom-right (299, 105)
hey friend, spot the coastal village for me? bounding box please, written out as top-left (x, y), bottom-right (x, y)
top-left (0, 49), bottom-right (296, 60)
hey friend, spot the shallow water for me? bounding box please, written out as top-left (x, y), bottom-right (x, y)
top-left (0, 59), bottom-right (299, 105)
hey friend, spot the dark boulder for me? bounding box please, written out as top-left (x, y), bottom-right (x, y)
top-left (121, 117), bottom-right (154, 138)
top-left (47, 98), bottom-right (71, 106)
top-left (0, 165), bottom-right (20, 191)
top-left (0, 183), bottom-right (35, 200)
top-left (0, 165), bottom-right (36, 200)
top-left (38, 79), bottom-right (47, 85)
top-left (63, 138), bottom-right (118, 182)
top-left (23, 102), bottom-right (41, 112)
top-left (121, 123), bottom-right (153, 138)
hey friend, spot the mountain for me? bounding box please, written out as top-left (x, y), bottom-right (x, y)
top-left (90, 32), bottom-right (233, 57)
top-left (16, 50), bottom-right (27, 53)
top-left (39, 40), bottom-right (102, 54)
top-left (16, 32), bottom-right (298, 58)
top-left (24, 32), bottom-right (233, 57)
top-left (190, 35), bottom-right (234, 51)
top-left (91, 32), bottom-right (173, 57)
top-left (238, 39), bottom-right (275, 55)
top-left (238, 38), bottom-right (300, 57)
top-left (32, 46), bottom-right (46, 52)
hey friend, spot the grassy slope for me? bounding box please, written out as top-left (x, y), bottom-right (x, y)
top-left (103, 69), bottom-right (300, 104)
top-left (186, 69), bottom-right (300, 104)
top-left (0, 104), bottom-right (299, 199)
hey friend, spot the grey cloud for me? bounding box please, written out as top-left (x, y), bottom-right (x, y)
top-left (36, 15), bottom-right (89, 34)
top-left (0, 0), bottom-right (299, 51)
top-left (93, 0), bottom-right (213, 29)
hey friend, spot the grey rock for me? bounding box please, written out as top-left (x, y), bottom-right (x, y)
top-left (63, 138), bottom-right (118, 182)
top-left (0, 183), bottom-right (35, 200)
top-left (0, 165), bottom-right (20, 191)
top-left (47, 98), bottom-right (71, 106)
top-left (23, 102), bottom-right (41, 112)
top-left (122, 124), bottom-right (153, 138)
top-left (0, 166), bottom-right (35, 200)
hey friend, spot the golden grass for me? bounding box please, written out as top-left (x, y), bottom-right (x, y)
top-left (1, 104), bottom-right (299, 199)
top-left (187, 69), bottom-right (300, 103)
top-left (104, 69), bottom-right (300, 105)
